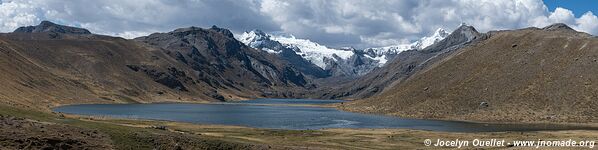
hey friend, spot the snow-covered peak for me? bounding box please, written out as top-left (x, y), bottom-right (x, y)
top-left (360, 28), bottom-right (448, 66)
top-left (338, 46), bottom-right (356, 51)
top-left (238, 30), bottom-right (289, 54)
top-left (269, 34), bottom-right (354, 69)
top-left (237, 28), bottom-right (449, 73)
top-left (363, 28), bottom-right (449, 57)
top-left (238, 30), bottom-right (356, 69)
top-left (238, 30), bottom-right (269, 47)
top-left (416, 28), bottom-right (449, 49)
top-left (362, 43), bottom-right (415, 57)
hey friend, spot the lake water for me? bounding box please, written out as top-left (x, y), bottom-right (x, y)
top-left (53, 99), bottom-right (595, 132)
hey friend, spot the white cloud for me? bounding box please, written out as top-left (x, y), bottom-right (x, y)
top-left (0, 0), bottom-right (279, 38)
top-left (576, 12), bottom-right (598, 33)
top-left (0, 0), bottom-right (595, 46)
top-left (529, 7), bottom-right (598, 35)
top-left (258, 0), bottom-right (598, 48)
top-left (0, 0), bottom-right (42, 32)
top-left (530, 7), bottom-right (575, 27)
top-left (549, 7), bottom-right (576, 23)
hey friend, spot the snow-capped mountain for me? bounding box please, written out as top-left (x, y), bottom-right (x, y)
top-left (361, 28), bottom-right (449, 66)
top-left (240, 30), bottom-right (353, 69)
top-left (238, 30), bottom-right (330, 78)
top-left (269, 34), bottom-right (354, 69)
top-left (237, 28), bottom-right (449, 78)
top-left (238, 30), bottom-right (283, 54)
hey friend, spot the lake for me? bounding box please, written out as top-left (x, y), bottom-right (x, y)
top-left (53, 99), bottom-right (595, 132)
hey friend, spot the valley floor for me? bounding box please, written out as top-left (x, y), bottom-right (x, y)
top-left (1, 104), bottom-right (597, 149)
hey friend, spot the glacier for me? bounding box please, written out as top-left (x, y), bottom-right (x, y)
top-left (237, 28), bottom-right (449, 77)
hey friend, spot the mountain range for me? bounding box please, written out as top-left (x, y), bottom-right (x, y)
top-left (238, 28), bottom-right (449, 78)
top-left (318, 24), bottom-right (485, 99)
top-left (342, 23), bottom-right (598, 123)
top-left (0, 21), bottom-right (313, 110)
top-left (1, 20), bottom-right (597, 123)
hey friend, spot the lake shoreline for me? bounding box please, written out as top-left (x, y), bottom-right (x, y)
top-left (51, 113), bottom-right (598, 149)
top-left (337, 103), bottom-right (598, 129)
top-left (52, 99), bottom-right (598, 132)
top-left (6, 100), bottom-right (598, 149)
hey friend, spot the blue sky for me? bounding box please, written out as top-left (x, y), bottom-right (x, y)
top-left (544, 0), bottom-right (597, 17)
top-left (0, 0), bottom-right (597, 48)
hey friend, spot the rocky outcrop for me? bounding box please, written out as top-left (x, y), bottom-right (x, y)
top-left (324, 50), bottom-right (381, 77)
top-left (126, 65), bottom-right (190, 91)
top-left (541, 23), bottom-right (575, 31)
top-left (422, 24), bottom-right (483, 53)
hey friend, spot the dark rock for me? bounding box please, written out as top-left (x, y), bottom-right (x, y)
top-left (209, 25), bottom-right (235, 38)
top-left (13, 21), bottom-right (91, 34)
top-left (281, 66), bottom-right (307, 86)
top-left (126, 65), bottom-right (188, 91)
top-left (149, 126), bottom-right (167, 130)
top-left (423, 24), bottom-right (482, 53)
top-left (542, 23), bottom-right (575, 31)
top-left (204, 90), bottom-right (225, 101)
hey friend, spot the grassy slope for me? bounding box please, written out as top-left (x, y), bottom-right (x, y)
top-left (343, 28), bottom-right (598, 123)
top-left (0, 104), bottom-right (265, 149)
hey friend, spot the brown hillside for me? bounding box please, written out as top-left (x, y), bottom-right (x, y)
top-left (0, 32), bottom-right (212, 110)
top-left (342, 24), bottom-right (598, 123)
top-left (318, 25), bottom-right (486, 99)
top-left (0, 21), bottom-right (312, 110)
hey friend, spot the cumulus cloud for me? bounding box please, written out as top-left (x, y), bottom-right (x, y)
top-left (0, 0), bottom-right (280, 38)
top-left (0, 0), bottom-right (44, 32)
top-left (529, 7), bottom-right (598, 35)
top-left (0, 0), bottom-right (596, 48)
top-left (258, 0), bottom-right (598, 48)
top-left (576, 12), bottom-right (598, 33)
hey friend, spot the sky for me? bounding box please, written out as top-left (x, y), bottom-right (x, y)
top-left (543, 0), bottom-right (598, 17)
top-left (0, 0), bottom-right (596, 49)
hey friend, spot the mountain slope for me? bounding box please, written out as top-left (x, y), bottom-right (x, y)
top-left (0, 21), bottom-right (312, 110)
top-left (319, 24), bottom-right (484, 99)
top-left (135, 26), bottom-right (313, 99)
top-left (342, 24), bottom-right (598, 123)
top-left (0, 28), bottom-right (190, 109)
